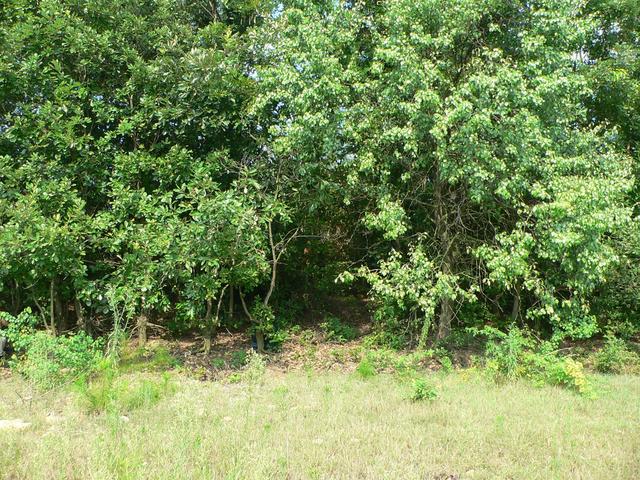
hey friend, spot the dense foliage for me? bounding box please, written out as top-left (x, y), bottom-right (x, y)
top-left (0, 0), bottom-right (638, 351)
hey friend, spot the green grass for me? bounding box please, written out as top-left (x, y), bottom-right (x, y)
top-left (118, 344), bottom-right (181, 373)
top-left (0, 370), bottom-right (639, 479)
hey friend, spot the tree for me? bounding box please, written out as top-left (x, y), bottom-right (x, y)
top-left (255, 0), bottom-right (632, 341)
top-left (581, 0), bottom-right (640, 331)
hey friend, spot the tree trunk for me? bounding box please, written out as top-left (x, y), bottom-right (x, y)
top-left (55, 292), bottom-right (66, 334)
top-left (137, 310), bottom-right (148, 345)
top-left (434, 173), bottom-right (456, 341)
top-left (75, 298), bottom-right (87, 333)
top-left (209, 0), bottom-right (219, 21)
top-left (511, 287), bottom-right (520, 323)
top-left (255, 331), bottom-right (265, 353)
top-left (203, 298), bottom-right (213, 354)
top-left (49, 278), bottom-right (57, 336)
top-left (11, 280), bottom-right (20, 315)
top-left (228, 286), bottom-right (234, 321)
top-left (204, 286), bottom-right (227, 354)
top-left (264, 221), bottom-right (278, 308)
top-left (239, 290), bottom-right (265, 353)
top-left (437, 299), bottom-right (453, 340)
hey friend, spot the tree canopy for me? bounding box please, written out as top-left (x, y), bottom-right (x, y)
top-left (1, 0), bottom-right (638, 349)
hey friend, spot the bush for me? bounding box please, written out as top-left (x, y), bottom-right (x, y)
top-left (230, 350), bottom-right (248, 369)
top-left (15, 332), bottom-right (103, 389)
top-left (473, 326), bottom-right (594, 395)
top-left (242, 350), bottom-right (266, 384)
top-left (226, 350), bottom-right (266, 384)
top-left (478, 326), bottom-right (533, 380)
top-left (355, 357), bottom-right (377, 379)
top-left (362, 329), bottom-right (407, 350)
top-left (410, 377), bottom-right (438, 402)
top-left (1, 309), bottom-right (104, 389)
top-left (545, 358), bottom-right (592, 396)
top-left (320, 315), bottom-right (357, 343)
top-left (594, 334), bottom-right (640, 374)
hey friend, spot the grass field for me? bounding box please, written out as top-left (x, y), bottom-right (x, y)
top-left (1, 368), bottom-right (639, 480)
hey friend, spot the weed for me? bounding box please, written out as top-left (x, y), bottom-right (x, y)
top-left (225, 350), bottom-right (266, 384)
top-left (272, 385), bottom-right (289, 397)
top-left (409, 377), bottom-right (438, 402)
top-left (120, 345), bottom-right (180, 373)
top-left (320, 315), bottom-right (358, 343)
top-left (362, 330), bottom-right (407, 350)
top-left (546, 358), bottom-right (593, 396)
top-left (118, 345), bottom-right (180, 373)
top-left (329, 348), bottom-right (347, 363)
top-left (77, 362), bottom-right (174, 414)
top-left (594, 334), bottom-right (640, 374)
top-left (472, 326), bottom-right (595, 395)
top-left (211, 357), bottom-right (226, 369)
top-left (288, 325), bottom-right (302, 336)
top-left (434, 348), bottom-right (453, 373)
top-left (268, 329), bottom-right (290, 351)
top-left (298, 329), bottom-right (316, 346)
top-left (242, 350), bottom-right (266, 384)
top-left (190, 366), bottom-right (207, 380)
top-left (356, 357), bottom-right (376, 379)
top-left (478, 326), bottom-right (533, 380)
top-left (230, 350), bottom-right (248, 369)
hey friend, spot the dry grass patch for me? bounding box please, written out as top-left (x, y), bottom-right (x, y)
top-left (0, 369), bottom-right (639, 479)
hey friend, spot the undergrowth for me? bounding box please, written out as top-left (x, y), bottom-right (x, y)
top-left (593, 334), bottom-right (640, 374)
top-left (472, 326), bottom-right (595, 396)
top-left (0, 309), bottom-right (104, 389)
top-left (320, 315), bottom-right (358, 343)
top-left (75, 359), bottom-right (175, 414)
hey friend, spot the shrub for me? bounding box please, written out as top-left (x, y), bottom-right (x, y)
top-left (479, 326), bottom-right (533, 380)
top-left (0, 309), bottom-right (39, 351)
top-left (594, 334), bottom-right (640, 374)
top-left (230, 350), bottom-right (248, 369)
top-left (545, 358), bottom-right (592, 396)
top-left (362, 329), bottom-right (407, 350)
top-left (410, 377), bottom-right (438, 402)
top-left (473, 326), bottom-right (594, 395)
top-left (241, 350), bottom-right (266, 384)
top-left (16, 332), bottom-right (103, 389)
top-left (1, 309), bottom-right (104, 389)
top-left (320, 315), bottom-right (357, 343)
top-left (211, 357), bottom-right (225, 369)
top-left (355, 357), bottom-right (376, 379)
